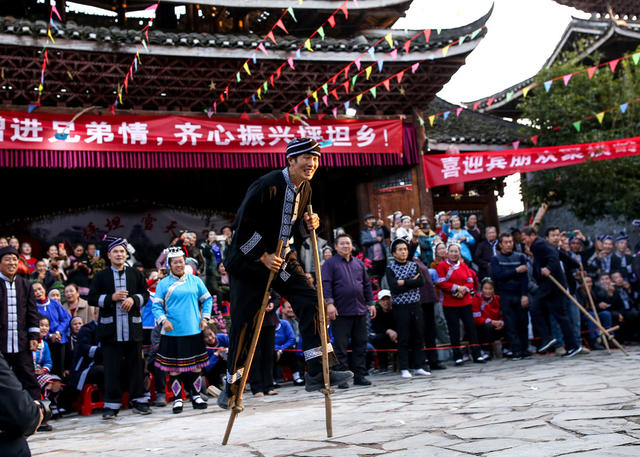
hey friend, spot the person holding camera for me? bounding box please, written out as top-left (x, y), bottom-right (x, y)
top-left (360, 214), bottom-right (388, 281)
top-left (65, 244), bottom-right (92, 298)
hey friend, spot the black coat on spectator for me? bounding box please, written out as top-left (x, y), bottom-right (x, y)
top-left (530, 237), bottom-right (567, 297)
top-left (475, 240), bottom-right (497, 281)
top-left (0, 276), bottom-right (39, 353)
top-left (633, 254), bottom-right (640, 293)
top-left (0, 351), bottom-right (40, 446)
top-left (369, 305), bottom-right (396, 343)
top-left (558, 248), bottom-right (581, 294)
top-left (415, 259), bottom-right (437, 304)
top-left (612, 253), bottom-right (634, 279)
top-left (68, 320), bottom-right (102, 390)
top-left (87, 267), bottom-right (148, 343)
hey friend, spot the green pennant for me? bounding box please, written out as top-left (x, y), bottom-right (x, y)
top-left (322, 83), bottom-right (328, 95)
top-left (459, 35), bottom-right (466, 45)
top-left (371, 86), bottom-right (377, 99)
top-left (317, 26), bottom-right (325, 40)
top-left (573, 121), bottom-right (581, 132)
top-left (236, 72), bottom-right (241, 82)
top-left (633, 52), bottom-right (640, 65)
top-left (351, 74), bottom-right (358, 88)
top-left (418, 115), bottom-right (424, 126)
top-left (263, 81), bottom-right (268, 93)
top-left (437, 28), bottom-right (441, 34)
top-left (471, 28), bottom-right (481, 40)
top-left (287, 7), bottom-right (297, 22)
top-left (506, 91), bottom-right (514, 101)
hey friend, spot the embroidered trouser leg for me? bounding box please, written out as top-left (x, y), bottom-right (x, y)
top-left (227, 264), bottom-right (324, 384)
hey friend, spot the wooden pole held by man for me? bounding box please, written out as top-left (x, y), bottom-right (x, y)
top-left (307, 204), bottom-right (333, 438)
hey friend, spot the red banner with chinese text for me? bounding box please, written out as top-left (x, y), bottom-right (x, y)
top-left (422, 136), bottom-right (640, 188)
top-left (0, 111), bottom-right (402, 154)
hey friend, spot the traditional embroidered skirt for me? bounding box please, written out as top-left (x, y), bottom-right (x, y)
top-left (37, 372), bottom-right (62, 389)
top-left (155, 333), bottom-right (209, 372)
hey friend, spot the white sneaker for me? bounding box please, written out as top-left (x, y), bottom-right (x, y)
top-left (412, 368), bottom-right (431, 376)
top-left (401, 370), bottom-right (412, 378)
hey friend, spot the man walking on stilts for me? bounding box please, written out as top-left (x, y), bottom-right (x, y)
top-left (218, 137), bottom-right (352, 409)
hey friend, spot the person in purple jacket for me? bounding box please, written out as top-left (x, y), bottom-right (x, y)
top-left (322, 234), bottom-right (376, 389)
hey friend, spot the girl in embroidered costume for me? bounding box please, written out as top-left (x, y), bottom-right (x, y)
top-left (435, 243), bottom-right (485, 366)
top-left (152, 246), bottom-right (213, 413)
top-left (33, 316), bottom-right (64, 423)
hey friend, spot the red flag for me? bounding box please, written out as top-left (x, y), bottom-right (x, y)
top-left (342, 81), bottom-right (350, 93)
top-left (382, 79), bottom-right (390, 91)
top-left (276, 66), bottom-right (282, 79)
top-left (473, 101), bottom-right (480, 110)
top-left (285, 113), bottom-right (290, 123)
top-left (531, 135), bottom-right (539, 145)
top-left (340, 1), bottom-right (349, 19)
top-left (403, 39), bottom-right (411, 53)
top-left (587, 66), bottom-right (597, 79)
top-left (609, 58), bottom-right (621, 73)
top-left (396, 70), bottom-right (405, 83)
top-left (220, 93), bottom-right (224, 102)
top-left (267, 31), bottom-right (277, 45)
top-left (344, 64), bottom-right (350, 79)
top-left (328, 14), bottom-right (336, 28)
top-left (318, 113), bottom-right (326, 120)
top-left (270, 75), bottom-right (275, 87)
top-left (276, 19), bottom-right (288, 34)
top-left (424, 29), bottom-right (431, 43)
top-left (240, 111), bottom-right (249, 120)
top-left (331, 89), bottom-right (338, 99)
top-left (487, 97), bottom-right (495, 107)
top-left (330, 75), bottom-right (338, 85)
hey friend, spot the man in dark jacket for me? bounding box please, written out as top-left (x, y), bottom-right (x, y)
top-left (360, 214), bottom-right (388, 280)
top-left (0, 246), bottom-right (40, 400)
top-left (88, 236), bottom-right (150, 419)
top-left (368, 289), bottom-right (396, 371)
top-left (491, 233), bottom-right (530, 359)
top-left (475, 226), bottom-right (498, 281)
top-left (0, 351), bottom-right (43, 457)
top-left (521, 228), bottom-right (581, 357)
top-left (220, 138), bottom-right (352, 408)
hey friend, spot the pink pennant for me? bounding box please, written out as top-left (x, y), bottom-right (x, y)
top-left (563, 74), bottom-right (572, 86)
top-left (51, 5), bottom-right (62, 20)
top-left (609, 58), bottom-right (621, 72)
top-left (340, 1), bottom-right (349, 19)
top-left (411, 62), bottom-right (420, 73)
top-left (403, 39), bottom-right (411, 53)
top-left (587, 66), bottom-right (597, 79)
top-left (424, 29), bottom-right (431, 43)
top-left (344, 64), bottom-right (350, 79)
top-left (267, 31), bottom-right (277, 45)
top-left (487, 97), bottom-right (495, 107)
top-left (287, 57), bottom-right (295, 69)
top-left (145, 3), bottom-right (158, 11)
top-left (328, 14), bottom-right (336, 28)
top-left (258, 43), bottom-right (268, 55)
top-left (355, 58), bottom-right (361, 70)
top-left (332, 107), bottom-right (338, 118)
top-left (294, 105), bottom-right (299, 114)
top-left (473, 102), bottom-right (480, 110)
top-left (276, 19), bottom-right (288, 34)
top-left (531, 135), bottom-right (538, 145)
top-left (456, 107), bottom-right (463, 117)
top-left (322, 95), bottom-right (328, 106)
top-left (391, 49), bottom-right (398, 61)
top-left (396, 70), bottom-right (405, 83)
top-left (512, 141), bottom-right (520, 150)
top-left (382, 79), bottom-right (390, 91)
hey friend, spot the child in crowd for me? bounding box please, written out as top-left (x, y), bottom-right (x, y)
top-left (471, 278), bottom-right (504, 360)
top-left (202, 322), bottom-right (229, 397)
top-left (33, 316), bottom-right (64, 430)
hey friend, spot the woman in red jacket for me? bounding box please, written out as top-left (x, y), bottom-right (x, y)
top-left (436, 243), bottom-right (485, 366)
top-left (471, 278), bottom-right (504, 360)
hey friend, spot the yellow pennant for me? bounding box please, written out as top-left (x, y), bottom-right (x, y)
top-left (384, 33), bottom-right (393, 48)
top-left (118, 88), bottom-right (123, 104)
top-left (442, 45), bottom-right (450, 57)
top-left (523, 86), bottom-right (531, 97)
top-left (306, 106), bottom-right (311, 116)
top-left (48, 29), bottom-right (55, 43)
top-left (356, 94), bottom-right (363, 105)
top-left (243, 62), bottom-right (251, 75)
top-left (428, 115), bottom-right (435, 126)
top-left (365, 66), bottom-right (372, 80)
top-left (596, 112), bottom-right (605, 124)
top-left (305, 39), bottom-right (313, 52)
top-left (257, 87), bottom-right (262, 99)
top-left (312, 91), bottom-right (318, 102)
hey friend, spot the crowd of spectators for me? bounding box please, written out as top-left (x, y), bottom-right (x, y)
top-left (1, 212), bottom-right (639, 429)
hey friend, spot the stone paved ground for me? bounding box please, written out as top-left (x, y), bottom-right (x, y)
top-left (29, 347), bottom-right (640, 457)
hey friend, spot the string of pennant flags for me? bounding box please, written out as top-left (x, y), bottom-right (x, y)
top-left (110, 0), bottom-right (161, 113)
top-left (284, 26), bottom-right (485, 121)
top-left (283, 25), bottom-right (477, 119)
top-left (210, 6), bottom-right (293, 114)
top-left (241, 0), bottom-right (354, 111)
top-left (420, 48), bottom-right (640, 125)
top-left (29, 3), bottom-right (63, 113)
top-left (420, 94), bottom-right (640, 151)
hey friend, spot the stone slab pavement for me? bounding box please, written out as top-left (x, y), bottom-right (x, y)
top-left (28, 347), bottom-right (640, 456)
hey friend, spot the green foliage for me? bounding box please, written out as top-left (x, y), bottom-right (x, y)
top-left (519, 45), bottom-right (640, 223)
